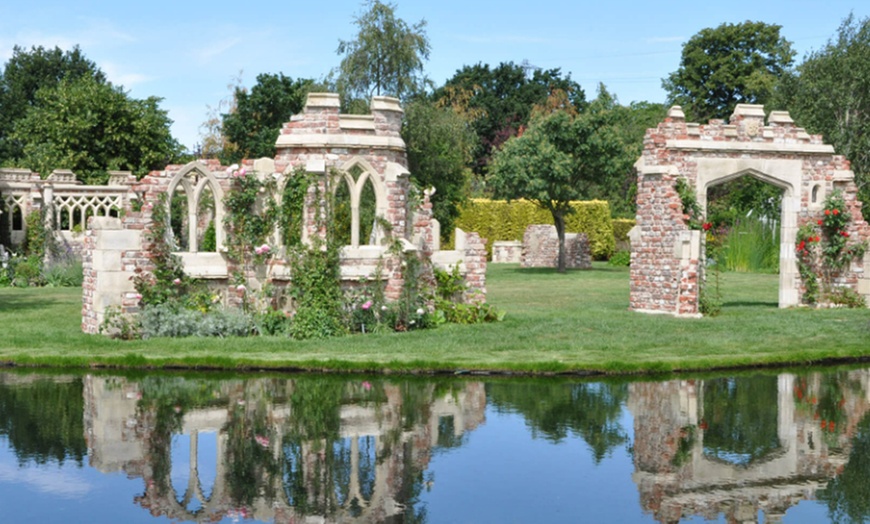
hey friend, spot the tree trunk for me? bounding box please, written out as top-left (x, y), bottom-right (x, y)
top-left (554, 212), bottom-right (567, 273)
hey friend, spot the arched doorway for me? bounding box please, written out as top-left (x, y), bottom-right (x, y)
top-left (631, 104), bottom-right (870, 316)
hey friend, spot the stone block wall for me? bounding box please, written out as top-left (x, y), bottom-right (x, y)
top-left (492, 241), bottom-right (522, 263)
top-left (520, 225), bottom-right (592, 269)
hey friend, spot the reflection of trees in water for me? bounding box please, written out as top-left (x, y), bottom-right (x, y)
top-left (702, 375), bottom-right (781, 466)
top-left (487, 380), bottom-right (629, 463)
top-left (820, 412), bottom-right (870, 523)
top-left (0, 376), bottom-right (86, 466)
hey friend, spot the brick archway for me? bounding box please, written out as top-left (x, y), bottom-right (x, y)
top-left (630, 104), bottom-right (870, 317)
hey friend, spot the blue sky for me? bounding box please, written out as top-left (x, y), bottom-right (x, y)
top-left (1, 1), bottom-right (866, 151)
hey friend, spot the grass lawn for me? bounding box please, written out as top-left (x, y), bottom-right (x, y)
top-left (0, 263), bottom-right (867, 375)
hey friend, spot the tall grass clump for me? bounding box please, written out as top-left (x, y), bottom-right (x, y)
top-left (722, 217), bottom-right (779, 273)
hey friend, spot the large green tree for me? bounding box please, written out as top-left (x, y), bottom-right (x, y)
top-left (336, 0), bottom-right (430, 107)
top-left (221, 73), bottom-right (314, 163)
top-left (402, 97), bottom-right (476, 239)
top-left (0, 45), bottom-right (105, 163)
top-left (489, 90), bottom-right (628, 272)
top-left (663, 21), bottom-right (795, 122)
top-left (437, 62), bottom-right (585, 176)
top-left (12, 75), bottom-right (182, 184)
top-left (776, 14), bottom-right (870, 217)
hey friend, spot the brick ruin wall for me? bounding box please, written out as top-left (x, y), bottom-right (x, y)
top-left (520, 225), bottom-right (591, 269)
top-left (632, 104), bottom-right (870, 316)
top-left (81, 94), bottom-right (487, 334)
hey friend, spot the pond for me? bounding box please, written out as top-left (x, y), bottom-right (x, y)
top-left (0, 367), bottom-right (868, 523)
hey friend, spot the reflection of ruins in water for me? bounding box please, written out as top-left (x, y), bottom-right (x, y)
top-left (83, 376), bottom-right (486, 523)
top-left (629, 371), bottom-right (870, 523)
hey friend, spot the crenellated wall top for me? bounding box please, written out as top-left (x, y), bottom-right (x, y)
top-left (644, 104), bottom-right (835, 158)
top-left (275, 93), bottom-right (405, 152)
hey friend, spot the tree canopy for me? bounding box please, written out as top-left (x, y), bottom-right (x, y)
top-left (336, 0), bottom-right (430, 107)
top-left (663, 21), bottom-right (795, 122)
top-left (489, 89), bottom-right (629, 272)
top-left (402, 97), bottom-right (476, 239)
top-left (438, 62), bottom-right (585, 176)
top-left (776, 13), bottom-right (870, 217)
top-left (12, 75), bottom-right (181, 184)
top-left (221, 73), bottom-right (314, 163)
top-left (0, 45), bottom-right (105, 164)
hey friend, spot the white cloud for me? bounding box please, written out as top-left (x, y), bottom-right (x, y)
top-left (101, 61), bottom-right (153, 88)
top-left (0, 462), bottom-right (93, 499)
top-left (192, 37), bottom-right (243, 64)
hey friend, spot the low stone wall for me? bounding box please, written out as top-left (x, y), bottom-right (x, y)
top-left (492, 241), bottom-right (522, 263)
top-left (520, 225), bottom-right (591, 269)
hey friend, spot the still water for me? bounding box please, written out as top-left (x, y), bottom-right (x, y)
top-left (0, 368), bottom-right (867, 523)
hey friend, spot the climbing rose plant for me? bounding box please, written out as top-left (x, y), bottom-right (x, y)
top-left (795, 191), bottom-right (867, 306)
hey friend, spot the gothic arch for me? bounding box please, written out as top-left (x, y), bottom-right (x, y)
top-left (337, 157), bottom-right (388, 248)
top-left (167, 161), bottom-right (226, 252)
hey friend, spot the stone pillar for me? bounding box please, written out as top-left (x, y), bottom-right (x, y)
top-left (81, 216), bottom-right (141, 334)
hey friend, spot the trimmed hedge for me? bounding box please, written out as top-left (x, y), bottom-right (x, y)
top-left (612, 218), bottom-right (636, 243)
top-left (449, 199), bottom-right (615, 260)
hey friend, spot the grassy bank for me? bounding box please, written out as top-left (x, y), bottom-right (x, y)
top-left (0, 263), bottom-right (867, 375)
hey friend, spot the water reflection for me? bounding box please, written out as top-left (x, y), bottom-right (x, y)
top-left (628, 371), bottom-right (870, 523)
top-left (2, 370), bottom-right (870, 522)
top-left (84, 375), bottom-right (485, 522)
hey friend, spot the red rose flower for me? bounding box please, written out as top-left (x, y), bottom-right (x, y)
top-left (825, 209), bottom-right (831, 215)
top-left (702, 222), bottom-right (712, 231)
top-left (842, 231), bottom-right (850, 238)
top-left (815, 236), bottom-right (821, 242)
top-left (818, 219), bottom-right (824, 225)
top-left (798, 241), bottom-right (806, 250)
top-left (833, 209), bottom-right (840, 215)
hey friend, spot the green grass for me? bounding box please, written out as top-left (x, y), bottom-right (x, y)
top-left (0, 263), bottom-right (868, 375)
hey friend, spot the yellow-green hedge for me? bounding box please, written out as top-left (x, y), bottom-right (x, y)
top-left (449, 199), bottom-right (615, 260)
top-left (612, 218), bottom-right (636, 243)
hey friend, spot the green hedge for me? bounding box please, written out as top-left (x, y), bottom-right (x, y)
top-left (612, 218), bottom-right (636, 243)
top-left (449, 199), bottom-right (615, 260)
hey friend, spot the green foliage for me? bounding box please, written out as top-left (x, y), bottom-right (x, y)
top-left (288, 243), bottom-right (346, 339)
top-left (133, 193), bottom-right (192, 307)
top-left (438, 62), bottom-right (585, 175)
top-left (663, 21), bottom-right (795, 122)
top-left (0, 377), bottom-right (87, 465)
top-left (489, 99), bottom-right (629, 271)
top-left (280, 167), bottom-right (311, 248)
top-left (453, 198), bottom-right (615, 260)
top-left (11, 75), bottom-right (182, 184)
top-left (776, 14), bottom-right (870, 220)
top-left (140, 303), bottom-right (256, 338)
top-left (675, 177), bottom-right (703, 230)
top-left (607, 250), bottom-right (631, 267)
top-left (612, 219), bottom-right (635, 244)
top-left (0, 45), bottom-right (105, 162)
top-left (819, 407), bottom-right (870, 521)
top-left (223, 166), bottom-right (278, 269)
top-left (794, 191), bottom-right (868, 306)
top-left (721, 217), bottom-right (780, 273)
top-left (336, 0), bottom-right (430, 105)
top-left (221, 73), bottom-right (313, 163)
top-left (402, 97), bottom-right (476, 238)
top-left (707, 177), bottom-right (783, 226)
top-left (42, 259), bottom-right (83, 287)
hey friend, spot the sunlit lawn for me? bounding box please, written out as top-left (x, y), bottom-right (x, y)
top-left (0, 263), bottom-right (867, 374)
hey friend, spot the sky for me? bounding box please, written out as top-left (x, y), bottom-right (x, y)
top-left (1, 0), bottom-right (867, 151)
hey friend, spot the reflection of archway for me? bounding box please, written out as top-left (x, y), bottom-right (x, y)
top-left (696, 161), bottom-right (801, 307)
top-left (631, 104), bottom-right (870, 316)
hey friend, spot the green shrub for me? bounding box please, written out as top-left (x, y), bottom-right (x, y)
top-left (608, 250), bottom-right (631, 267)
top-left (722, 218), bottom-right (779, 273)
top-left (451, 199), bottom-right (615, 260)
top-left (43, 259), bottom-right (84, 287)
top-left (140, 304), bottom-right (257, 339)
top-left (612, 219), bottom-right (635, 244)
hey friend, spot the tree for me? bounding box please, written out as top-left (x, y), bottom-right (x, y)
top-left (221, 73), bottom-right (314, 163)
top-left (663, 21), bottom-right (795, 122)
top-left (776, 14), bottom-right (870, 218)
top-left (12, 75), bottom-right (182, 184)
top-left (489, 91), bottom-right (627, 272)
top-left (0, 45), bottom-right (105, 163)
top-left (336, 0), bottom-right (430, 107)
top-left (438, 62), bottom-right (585, 177)
top-left (402, 97), bottom-right (476, 239)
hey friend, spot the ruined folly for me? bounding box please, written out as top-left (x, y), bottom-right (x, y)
top-left (0, 93), bottom-right (485, 333)
top-left (631, 104), bottom-right (870, 316)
